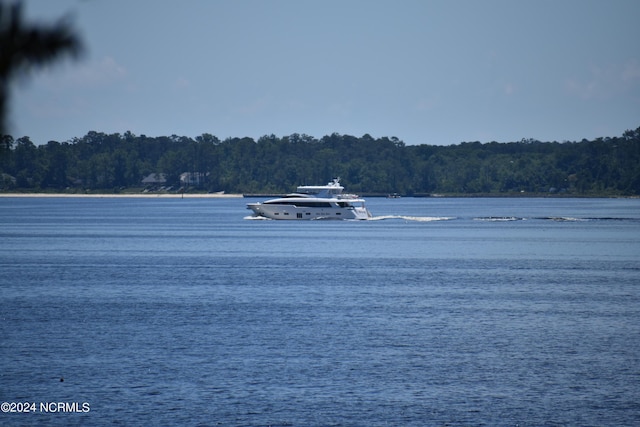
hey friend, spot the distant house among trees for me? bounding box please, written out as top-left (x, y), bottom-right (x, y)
top-left (180, 172), bottom-right (206, 187)
top-left (141, 173), bottom-right (166, 186)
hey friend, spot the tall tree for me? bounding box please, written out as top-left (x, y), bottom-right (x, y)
top-left (0, 1), bottom-right (83, 134)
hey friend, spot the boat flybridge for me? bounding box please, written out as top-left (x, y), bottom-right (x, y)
top-left (246, 179), bottom-right (372, 220)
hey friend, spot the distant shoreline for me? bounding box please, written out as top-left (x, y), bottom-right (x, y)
top-left (0, 193), bottom-right (243, 198)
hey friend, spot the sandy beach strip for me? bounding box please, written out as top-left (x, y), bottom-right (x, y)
top-left (0, 193), bottom-right (243, 198)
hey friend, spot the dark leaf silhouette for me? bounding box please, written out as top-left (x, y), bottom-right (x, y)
top-left (0, 1), bottom-right (83, 134)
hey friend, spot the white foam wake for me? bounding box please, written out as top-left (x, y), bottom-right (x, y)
top-left (473, 216), bottom-right (525, 222)
top-left (244, 215), bottom-right (271, 220)
top-left (368, 215), bottom-right (455, 222)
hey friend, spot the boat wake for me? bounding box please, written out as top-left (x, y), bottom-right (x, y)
top-left (244, 215), bottom-right (271, 220)
top-left (474, 216), bottom-right (638, 222)
top-left (473, 216), bottom-right (527, 222)
top-left (535, 216), bottom-right (587, 222)
top-left (368, 215), bottom-right (455, 222)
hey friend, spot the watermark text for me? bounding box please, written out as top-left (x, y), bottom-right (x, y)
top-left (2, 401), bottom-right (90, 413)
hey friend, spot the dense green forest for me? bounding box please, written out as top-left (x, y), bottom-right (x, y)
top-left (1, 127), bottom-right (639, 196)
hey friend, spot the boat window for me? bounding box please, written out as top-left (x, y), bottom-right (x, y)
top-left (303, 202), bottom-right (332, 208)
top-left (264, 201), bottom-right (332, 208)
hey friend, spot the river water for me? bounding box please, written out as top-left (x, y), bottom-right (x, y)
top-left (1, 196), bottom-right (639, 426)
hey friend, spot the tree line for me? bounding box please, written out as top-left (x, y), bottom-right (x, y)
top-left (1, 127), bottom-right (639, 196)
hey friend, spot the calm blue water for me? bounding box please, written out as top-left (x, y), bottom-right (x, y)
top-left (1, 196), bottom-right (639, 426)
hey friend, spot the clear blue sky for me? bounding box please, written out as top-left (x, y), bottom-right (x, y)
top-left (11, 0), bottom-right (640, 145)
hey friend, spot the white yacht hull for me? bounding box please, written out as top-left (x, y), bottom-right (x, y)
top-left (247, 202), bottom-right (371, 220)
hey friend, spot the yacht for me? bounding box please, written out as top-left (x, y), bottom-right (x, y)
top-left (246, 179), bottom-right (372, 220)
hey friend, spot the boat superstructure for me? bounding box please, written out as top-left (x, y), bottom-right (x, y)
top-left (246, 179), bottom-right (371, 220)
